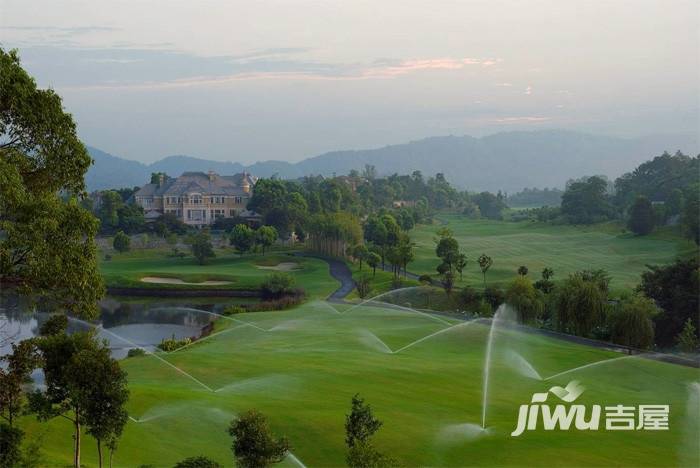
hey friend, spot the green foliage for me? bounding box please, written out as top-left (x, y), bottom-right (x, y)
top-left (609, 296), bottom-right (656, 349)
top-left (230, 224), bottom-right (256, 255)
top-left (0, 48), bottom-right (104, 319)
top-left (676, 319), bottom-right (699, 353)
top-left (190, 230), bottom-right (216, 265)
top-left (639, 256), bottom-right (699, 347)
top-left (174, 455), bottom-right (222, 468)
top-left (554, 272), bottom-right (608, 336)
top-left (517, 265), bottom-right (528, 276)
top-left (260, 273), bottom-right (296, 299)
top-left (1, 340), bottom-right (39, 427)
top-left (228, 410), bottom-right (289, 468)
top-left (458, 287), bottom-right (481, 311)
top-left (508, 187), bottom-right (563, 208)
top-left (356, 275), bottom-right (372, 299)
top-left (506, 276), bottom-right (544, 323)
top-left (483, 286), bottom-right (505, 310)
top-left (477, 254), bottom-right (493, 287)
top-left (0, 422), bottom-right (23, 467)
top-left (158, 336), bottom-right (192, 352)
top-left (682, 183), bottom-right (699, 245)
top-left (561, 176), bottom-right (613, 224)
top-left (127, 348), bottom-right (146, 358)
top-left (614, 152), bottom-right (699, 209)
top-left (534, 267), bottom-right (555, 294)
top-left (39, 314), bottom-right (68, 336)
top-left (113, 231), bottom-right (131, 253)
top-left (256, 226), bottom-right (278, 255)
top-left (345, 394), bottom-right (394, 468)
top-left (223, 305), bottom-right (246, 316)
top-left (627, 196), bottom-right (655, 235)
top-left (471, 191), bottom-right (507, 220)
top-left (365, 252), bottom-right (381, 277)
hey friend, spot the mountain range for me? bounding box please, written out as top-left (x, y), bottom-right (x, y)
top-left (85, 130), bottom-right (698, 193)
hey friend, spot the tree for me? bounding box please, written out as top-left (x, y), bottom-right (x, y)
top-left (561, 176), bottom-right (612, 224)
top-left (345, 394), bottom-right (393, 468)
top-left (70, 347), bottom-right (129, 468)
top-left (534, 267), bottom-right (555, 294)
top-left (609, 296), bottom-right (656, 351)
top-left (682, 183), bottom-right (699, 245)
top-left (228, 410), bottom-right (289, 468)
top-left (366, 252), bottom-right (381, 277)
top-left (174, 456), bottom-right (222, 468)
top-left (478, 254), bottom-right (493, 288)
top-left (396, 234), bottom-right (415, 278)
top-left (440, 270), bottom-right (455, 296)
top-left (517, 265), bottom-right (528, 277)
top-left (676, 319), bottom-right (699, 353)
top-left (0, 340), bottom-right (39, 427)
top-left (627, 196), bottom-right (655, 235)
top-left (553, 273), bottom-right (607, 336)
top-left (256, 226), bottom-right (278, 255)
top-left (190, 230), bottom-right (215, 265)
top-left (353, 244), bottom-right (369, 271)
top-left (0, 48), bottom-right (104, 319)
top-left (639, 256), bottom-right (699, 347)
top-left (230, 224), bottom-right (255, 256)
top-left (505, 276), bottom-right (543, 323)
top-left (455, 253), bottom-right (467, 281)
top-left (29, 330), bottom-right (110, 467)
top-left (113, 231), bottom-right (131, 253)
top-left (39, 314), bottom-right (69, 337)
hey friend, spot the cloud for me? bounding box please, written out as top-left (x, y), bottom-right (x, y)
top-left (23, 45), bottom-right (501, 90)
top-left (493, 116), bottom-right (551, 123)
top-left (495, 82), bottom-right (513, 87)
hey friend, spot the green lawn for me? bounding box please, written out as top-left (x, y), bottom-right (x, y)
top-left (410, 215), bottom-right (696, 293)
top-left (100, 250), bottom-right (339, 299)
top-left (18, 301), bottom-right (699, 467)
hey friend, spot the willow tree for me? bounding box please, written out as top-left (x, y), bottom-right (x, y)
top-left (0, 48), bottom-right (104, 319)
top-left (553, 272), bottom-right (607, 336)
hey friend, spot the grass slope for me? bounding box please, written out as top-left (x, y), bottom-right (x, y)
top-left (19, 302), bottom-right (699, 467)
top-left (410, 216), bottom-right (695, 293)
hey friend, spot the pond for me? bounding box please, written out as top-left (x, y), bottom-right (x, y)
top-left (0, 294), bottom-right (247, 360)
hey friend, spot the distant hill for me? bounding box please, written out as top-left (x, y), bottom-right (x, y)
top-left (85, 130), bottom-right (698, 192)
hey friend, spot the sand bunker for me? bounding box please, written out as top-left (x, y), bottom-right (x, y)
top-left (140, 276), bottom-right (232, 286)
top-left (255, 262), bottom-right (300, 271)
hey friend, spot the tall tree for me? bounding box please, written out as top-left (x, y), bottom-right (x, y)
top-left (0, 340), bottom-right (39, 427)
top-left (608, 296), bottom-right (656, 351)
top-left (0, 48), bottom-right (105, 319)
top-left (256, 226), bottom-right (278, 255)
top-left (553, 272), bottom-right (607, 336)
top-left (627, 196), bottom-right (655, 235)
top-left (478, 254), bottom-right (493, 288)
top-left (345, 394), bottom-right (393, 468)
top-left (561, 176), bottom-right (612, 224)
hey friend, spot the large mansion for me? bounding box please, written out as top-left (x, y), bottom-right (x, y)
top-left (133, 171), bottom-right (258, 226)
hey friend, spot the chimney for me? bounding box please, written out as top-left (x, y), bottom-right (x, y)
top-left (158, 173), bottom-right (165, 187)
top-left (208, 170), bottom-right (215, 181)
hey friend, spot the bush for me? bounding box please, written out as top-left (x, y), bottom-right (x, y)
top-left (223, 305), bottom-right (246, 316)
top-left (418, 274), bottom-right (432, 285)
top-left (506, 276), bottom-right (544, 323)
top-left (608, 296), bottom-right (656, 350)
top-left (158, 335), bottom-right (192, 352)
top-left (247, 290), bottom-right (305, 312)
top-left (483, 286), bottom-right (505, 310)
top-left (127, 348), bottom-right (146, 358)
top-left (174, 455), bottom-right (222, 468)
top-left (260, 273), bottom-right (296, 299)
top-left (113, 230), bottom-right (131, 253)
top-left (356, 275), bottom-right (372, 299)
top-left (458, 287), bottom-right (480, 311)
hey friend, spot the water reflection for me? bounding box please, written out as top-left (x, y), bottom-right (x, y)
top-left (0, 294), bottom-right (233, 360)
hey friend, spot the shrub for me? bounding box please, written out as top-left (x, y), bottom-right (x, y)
top-left (608, 296), bottom-right (656, 350)
top-left (223, 305), bottom-right (246, 316)
top-left (260, 273), bottom-right (296, 299)
top-left (158, 335), bottom-right (192, 352)
top-left (418, 274), bottom-right (432, 285)
top-left (483, 286), bottom-right (505, 310)
top-left (174, 456), bottom-right (222, 468)
top-left (356, 275), bottom-right (372, 299)
top-left (127, 348), bottom-right (146, 358)
top-left (506, 276), bottom-right (544, 323)
top-left (458, 287), bottom-right (480, 311)
top-left (113, 230), bottom-right (130, 253)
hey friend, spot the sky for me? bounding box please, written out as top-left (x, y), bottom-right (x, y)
top-left (1, 0), bottom-right (698, 164)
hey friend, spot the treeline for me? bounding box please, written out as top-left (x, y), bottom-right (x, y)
top-left (517, 152), bottom-right (699, 243)
top-left (435, 228), bottom-right (698, 352)
top-left (506, 187), bottom-right (563, 207)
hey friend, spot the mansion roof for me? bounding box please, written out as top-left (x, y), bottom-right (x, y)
top-left (135, 171), bottom-right (256, 198)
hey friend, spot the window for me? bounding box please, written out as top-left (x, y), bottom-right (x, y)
top-left (229, 209), bottom-right (236, 216)
top-left (234, 196), bottom-right (242, 204)
top-left (189, 194), bottom-right (202, 204)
